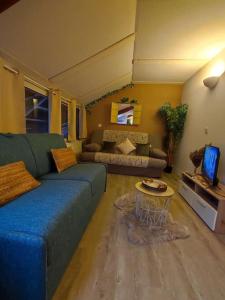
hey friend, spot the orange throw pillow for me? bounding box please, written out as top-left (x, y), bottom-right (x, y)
top-left (51, 147), bottom-right (77, 173)
top-left (0, 161), bottom-right (41, 207)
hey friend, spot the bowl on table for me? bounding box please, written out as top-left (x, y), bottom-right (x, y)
top-left (141, 178), bottom-right (168, 192)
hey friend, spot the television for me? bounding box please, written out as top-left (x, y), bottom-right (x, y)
top-left (201, 145), bottom-right (220, 186)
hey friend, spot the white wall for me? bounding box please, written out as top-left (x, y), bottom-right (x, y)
top-left (175, 48), bottom-right (225, 183)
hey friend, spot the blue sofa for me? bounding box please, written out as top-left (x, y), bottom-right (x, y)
top-left (0, 133), bottom-right (107, 300)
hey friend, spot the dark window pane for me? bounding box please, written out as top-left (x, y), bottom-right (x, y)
top-left (25, 87), bottom-right (49, 133)
top-left (61, 102), bottom-right (68, 139)
top-left (76, 107), bottom-right (80, 140)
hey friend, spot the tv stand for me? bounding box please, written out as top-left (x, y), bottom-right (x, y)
top-left (179, 172), bottom-right (225, 233)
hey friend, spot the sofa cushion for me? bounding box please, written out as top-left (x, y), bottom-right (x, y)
top-left (51, 148), bottom-right (77, 173)
top-left (102, 141), bottom-right (116, 153)
top-left (0, 179), bottom-right (92, 266)
top-left (95, 152), bottom-right (149, 168)
top-left (0, 178), bottom-right (102, 299)
top-left (41, 163), bottom-right (107, 195)
top-left (148, 157), bottom-right (167, 168)
top-left (25, 134), bottom-right (66, 177)
top-left (90, 129), bottom-right (103, 145)
top-left (136, 143), bottom-right (150, 156)
top-left (0, 134), bottom-right (38, 177)
top-left (103, 130), bottom-right (149, 144)
top-left (0, 161), bottom-right (40, 207)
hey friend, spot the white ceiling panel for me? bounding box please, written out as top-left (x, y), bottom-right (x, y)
top-left (133, 59), bottom-right (208, 83)
top-left (79, 73), bottom-right (132, 104)
top-left (1, 0), bottom-right (225, 101)
top-left (135, 0), bottom-right (225, 60)
top-left (0, 0), bottom-right (136, 78)
top-left (52, 36), bottom-right (135, 103)
top-left (133, 0), bottom-right (225, 83)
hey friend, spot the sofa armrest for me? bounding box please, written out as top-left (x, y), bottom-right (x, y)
top-left (79, 151), bottom-right (96, 162)
top-left (0, 230), bottom-right (47, 300)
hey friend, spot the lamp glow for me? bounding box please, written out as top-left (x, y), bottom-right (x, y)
top-left (211, 61), bottom-right (225, 77)
top-left (203, 61), bottom-right (225, 89)
top-left (203, 44), bottom-right (225, 59)
top-left (33, 98), bottom-right (38, 105)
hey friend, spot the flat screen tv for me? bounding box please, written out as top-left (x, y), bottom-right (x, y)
top-left (201, 145), bottom-right (220, 186)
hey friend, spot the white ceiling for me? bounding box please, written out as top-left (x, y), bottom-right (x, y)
top-left (0, 0), bottom-right (225, 102)
top-left (133, 0), bottom-right (225, 83)
top-left (51, 35), bottom-right (135, 102)
top-left (0, 0), bottom-right (136, 103)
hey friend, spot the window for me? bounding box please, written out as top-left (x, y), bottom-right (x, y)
top-left (76, 107), bottom-right (80, 140)
top-left (25, 86), bottom-right (49, 133)
top-left (61, 101), bottom-right (69, 139)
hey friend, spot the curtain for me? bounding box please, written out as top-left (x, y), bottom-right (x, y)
top-left (79, 104), bottom-right (87, 139)
top-left (0, 58), bottom-right (25, 133)
top-left (49, 89), bottom-right (61, 134)
top-left (68, 99), bottom-right (76, 141)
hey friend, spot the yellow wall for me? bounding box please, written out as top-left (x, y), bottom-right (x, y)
top-left (87, 83), bottom-right (183, 136)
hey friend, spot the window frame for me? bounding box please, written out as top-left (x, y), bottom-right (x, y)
top-left (61, 99), bottom-right (69, 141)
top-left (76, 106), bottom-right (80, 140)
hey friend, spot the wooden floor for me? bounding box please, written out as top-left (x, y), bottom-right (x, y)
top-left (53, 173), bottom-right (225, 300)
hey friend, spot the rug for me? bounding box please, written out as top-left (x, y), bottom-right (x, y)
top-left (114, 192), bottom-right (190, 246)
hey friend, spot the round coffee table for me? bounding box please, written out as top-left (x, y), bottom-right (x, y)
top-left (135, 181), bottom-right (175, 227)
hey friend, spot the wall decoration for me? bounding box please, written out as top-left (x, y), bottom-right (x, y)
top-left (111, 102), bottom-right (142, 125)
top-left (189, 146), bottom-right (205, 174)
top-left (85, 83), bottom-right (134, 113)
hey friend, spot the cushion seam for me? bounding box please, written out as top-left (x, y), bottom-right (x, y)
top-left (42, 178), bottom-right (94, 195)
top-left (22, 135), bottom-right (39, 178)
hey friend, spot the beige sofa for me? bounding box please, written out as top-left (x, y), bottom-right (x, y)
top-left (79, 130), bottom-right (167, 177)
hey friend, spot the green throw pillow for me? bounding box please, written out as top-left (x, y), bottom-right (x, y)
top-left (102, 141), bottom-right (116, 153)
top-left (136, 143), bottom-right (150, 156)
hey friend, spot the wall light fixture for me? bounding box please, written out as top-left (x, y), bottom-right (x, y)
top-left (203, 61), bottom-right (225, 89)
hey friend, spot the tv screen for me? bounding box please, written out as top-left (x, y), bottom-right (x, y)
top-left (202, 146), bottom-right (220, 186)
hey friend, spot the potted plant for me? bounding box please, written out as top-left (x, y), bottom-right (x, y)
top-left (159, 102), bottom-right (188, 173)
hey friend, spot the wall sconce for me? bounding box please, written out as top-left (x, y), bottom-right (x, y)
top-left (203, 76), bottom-right (220, 89)
top-left (203, 61), bottom-right (225, 89)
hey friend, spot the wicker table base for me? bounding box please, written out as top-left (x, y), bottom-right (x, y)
top-left (135, 181), bottom-right (175, 228)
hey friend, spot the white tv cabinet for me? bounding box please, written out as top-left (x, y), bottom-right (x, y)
top-left (179, 172), bottom-right (225, 233)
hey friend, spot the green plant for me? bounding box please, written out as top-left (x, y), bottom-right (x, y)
top-left (130, 99), bottom-right (138, 104)
top-left (120, 97), bottom-right (129, 103)
top-left (159, 102), bottom-right (188, 166)
top-left (85, 83), bottom-right (134, 113)
top-left (119, 97), bottom-right (138, 104)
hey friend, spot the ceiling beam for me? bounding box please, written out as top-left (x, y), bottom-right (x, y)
top-left (0, 0), bottom-right (20, 14)
top-left (49, 33), bottom-right (135, 80)
top-left (79, 72), bottom-right (132, 103)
